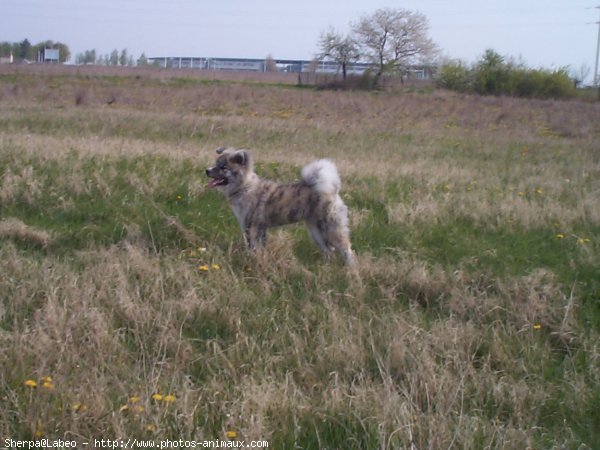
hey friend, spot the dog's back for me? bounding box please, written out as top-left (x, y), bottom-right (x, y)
top-left (249, 160), bottom-right (344, 227)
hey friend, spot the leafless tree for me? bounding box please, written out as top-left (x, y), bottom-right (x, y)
top-left (571, 63), bottom-right (591, 87)
top-left (318, 28), bottom-right (360, 81)
top-left (265, 54), bottom-right (278, 72)
top-left (353, 8), bottom-right (436, 83)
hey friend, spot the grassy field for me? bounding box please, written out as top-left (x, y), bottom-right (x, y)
top-left (0, 66), bottom-right (599, 449)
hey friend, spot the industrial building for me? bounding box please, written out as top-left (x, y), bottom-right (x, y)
top-left (147, 56), bottom-right (433, 79)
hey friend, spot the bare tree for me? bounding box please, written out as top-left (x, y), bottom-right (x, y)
top-left (353, 8), bottom-right (436, 83)
top-left (265, 54), bottom-right (278, 72)
top-left (318, 28), bottom-right (360, 81)
top-left (571, 63), bottom-right (591, 88)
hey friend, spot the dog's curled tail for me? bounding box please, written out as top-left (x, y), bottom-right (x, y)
top-left (301, 159), bottom-right (341, 195)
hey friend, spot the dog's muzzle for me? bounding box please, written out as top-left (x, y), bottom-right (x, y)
top-left (206, 167), bottom-right (228, 188)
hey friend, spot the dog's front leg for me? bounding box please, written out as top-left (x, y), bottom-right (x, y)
top-left (243, 228), bottom-right (251, 248)
top-left (245, 225), bottom-right (267, 249)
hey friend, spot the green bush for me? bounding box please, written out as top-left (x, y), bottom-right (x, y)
top-left (473, 49), bottom-right (512, 96)
top-left (510, 68), bottom-right (539, 98)
top-left (437, 49), bottom-right (575, 99)
top-left (510, 67), bottom-right (575, 98)
top-left (436, 60), bottom-right (472, 92)
top-left (539, 68), bottom-right (575, 98)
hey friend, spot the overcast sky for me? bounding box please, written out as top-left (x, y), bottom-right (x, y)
top-left (2, 0), bottom-right (598, 81)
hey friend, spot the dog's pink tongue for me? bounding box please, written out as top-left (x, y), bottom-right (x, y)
top-left (208, 179), bottom-right (219, 188)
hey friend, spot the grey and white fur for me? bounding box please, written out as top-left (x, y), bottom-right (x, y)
top-left (206, 147), bottom-right (355, 265)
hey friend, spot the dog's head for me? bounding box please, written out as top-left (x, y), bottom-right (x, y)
top-left (206, 147), bottom-right (253, 195)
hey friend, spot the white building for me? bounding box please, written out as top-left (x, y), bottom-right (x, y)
top-left (0, 52), bottom-right (13, 64)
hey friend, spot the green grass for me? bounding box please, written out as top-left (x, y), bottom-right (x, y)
top-left (0, 68), bottom-right (598, 448)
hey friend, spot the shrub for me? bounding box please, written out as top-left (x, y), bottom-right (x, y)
top-left (539, 68), bottom-right (575, 98)
top-left (473, 50), bottom-right (512, 96)
top-left (510, 67), bottom-right (575, 98)
top-left (510, 68), bottom-right (539, 98)
top-left (436, 60), bottom-right (472, 92)
top-left (436, 49), bottom-right (575, 99)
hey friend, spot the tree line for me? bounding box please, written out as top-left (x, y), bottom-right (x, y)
top-left (2, 8), bottom-right (584, 99)
top-left (437, 49), bottom-right (576, 99)
top-left (0, 39), bottom-right (70, 62)
top-left (75, 49), bottom-right (153, 67)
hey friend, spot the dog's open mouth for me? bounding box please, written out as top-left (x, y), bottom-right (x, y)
top-left (208, 177), bottom-right (228, 188)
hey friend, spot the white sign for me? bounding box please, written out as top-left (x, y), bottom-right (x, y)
top-left (45, 48), bottom-right (60, 62)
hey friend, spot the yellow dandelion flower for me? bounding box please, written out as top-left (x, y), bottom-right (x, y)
top-left (42, 381), bottom-right (55, 390)
top-left (518, 191), bottom-right (525, 197)
top-left (163, 394), bottom-right (176, 403)
top-left (533, 324), bottom-right (542, 330)
top-left (24, 379), bottom-right (38, 388)
top-left (72, 403), bottom-right (88, 412)
top-left (176, 195), bottom-right (183, 200)
top-left (556, 233), bottom-right (565, 239)
top-left (226, 431), bottom-right (237, 439)
top-left (535, 188), bottom-right (543, 194)
top-left (41, 376), bottom-right (52, 384)
top-left (34, 429), bottom-right (44, 439)
top-left (132, 405), bottom-right (145, 413)
top-left (578, 237), bottom-right (590, 244)
top-left (151, 393), bottom-right (163, 401)
top-left (146, 425), bottom-right (156, 433)
top-left (211, 263), bottom-right (221, 270)
top-left (198, 247), bottom-right (207, 253)
top-left (129, 396), bottom-right (141, 403)
top-left (198, 265), bottom-right (209, 272)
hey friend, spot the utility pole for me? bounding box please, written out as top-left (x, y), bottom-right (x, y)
top-left (595, 6), bottom-right (600, 86)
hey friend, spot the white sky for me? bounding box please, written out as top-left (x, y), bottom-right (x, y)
top-left (2, 0), bottom-right (599, 81)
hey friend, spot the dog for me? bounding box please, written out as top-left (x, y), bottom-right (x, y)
top-left (206, 147), bottom-right (355, 265)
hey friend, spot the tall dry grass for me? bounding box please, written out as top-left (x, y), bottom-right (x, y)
top-left (0, 68), bottom-right (598, 448)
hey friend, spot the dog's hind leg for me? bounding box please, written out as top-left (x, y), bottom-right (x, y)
top-left (308, 222), bottom-right (355, 265)
top-left (324, 227), bottom-right (355, 266)
top-left (307, 223), bottom-right (333, 256)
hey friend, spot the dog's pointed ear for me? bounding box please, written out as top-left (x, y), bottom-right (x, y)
top-left (215, 147), bottom-right (227, 154)
top-left (232, 150), bottom-right (250, 166)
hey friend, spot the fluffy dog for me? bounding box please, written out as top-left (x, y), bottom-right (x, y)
top-left (206, 147), bottom-right (354, 265)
